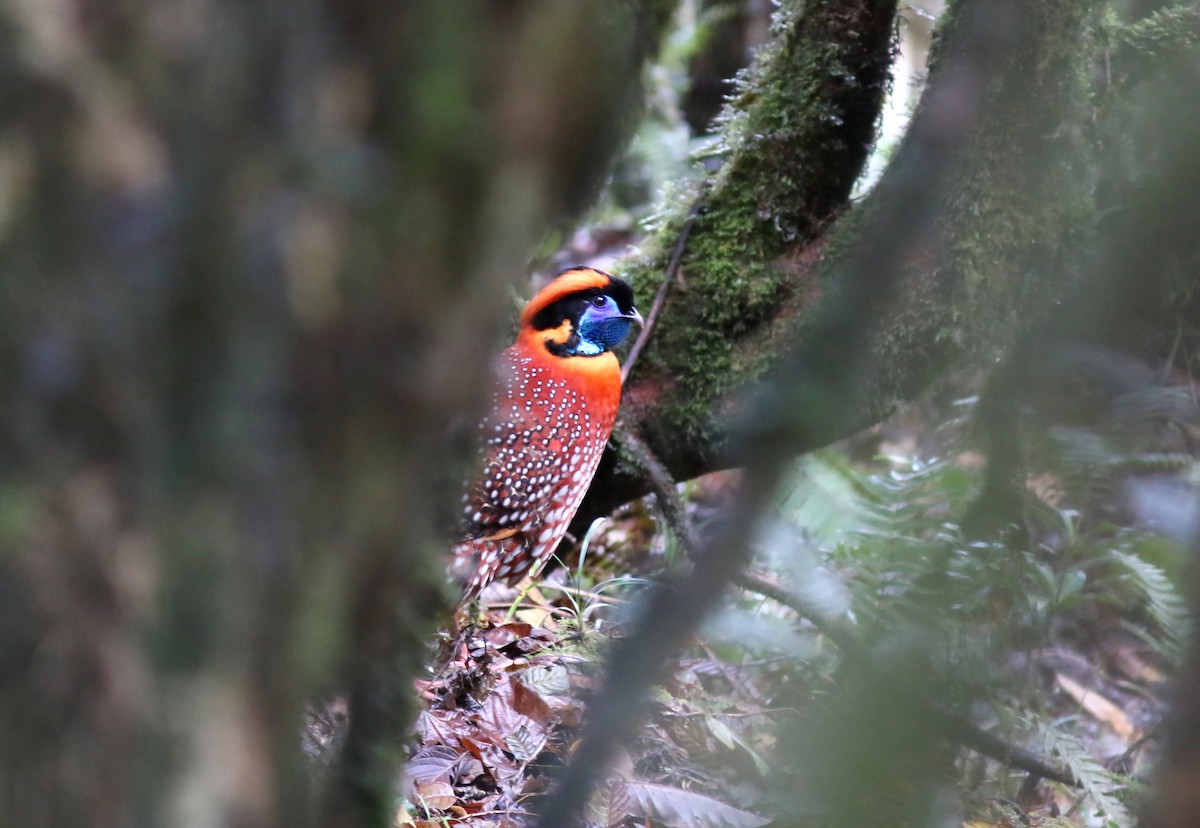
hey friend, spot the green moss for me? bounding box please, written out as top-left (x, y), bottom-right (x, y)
top-left (815, 0), bottom-right (1103, 409)
top-left (625, 0), bottom-right (899, 445)
top-left (941, 1), bottom-right (1098, 347)
top-left (1117, 4), bottom-right (1200, 57)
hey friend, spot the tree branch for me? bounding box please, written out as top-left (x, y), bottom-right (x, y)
top-left (620, 193), bottom-right (703, 385)
top-left (536, 0), bottom-right (1059, 820)
top-left (734, 570), bottom-right (1080, 788)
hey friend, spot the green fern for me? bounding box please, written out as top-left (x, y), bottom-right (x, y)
top-left (757, 441), bottom-right (1189, 828)
top-left (1109, 547), bottom-right (1190, 663)
top-left (1041, 726), bottom-right (1131, 827)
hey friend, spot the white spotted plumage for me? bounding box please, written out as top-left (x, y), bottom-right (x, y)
top-left (454, 352), bottom-right (619, 598)
top-left (453, 267), bottom-right (638, 601)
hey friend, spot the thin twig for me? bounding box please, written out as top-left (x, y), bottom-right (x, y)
top-left (734, 570), bottom-right (862, 653)
top-left (530, 583), bottom-right (634, 606)
top-left (950, 716), bottom-right (1079, 788)
top-left (621, 197), bottom-right (704, 384)
top-left (734, 569), bottom-right (1080, 788)
top-left (612, 423), bottom-right (696, 554)
top-left (661, 708), bottom-right (800, 719)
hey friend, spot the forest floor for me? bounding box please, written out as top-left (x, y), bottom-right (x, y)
top-left (301, 209), bottom-right (1193, 825)
top-left (306, 366), bottom-right (1187, 827)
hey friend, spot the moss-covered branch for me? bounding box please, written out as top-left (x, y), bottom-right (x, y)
top-left (586, 0), bottom-right (899, 503)
top-left (576, 0), bottom-right (1105, 525)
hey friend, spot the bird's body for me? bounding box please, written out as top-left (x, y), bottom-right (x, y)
top-left (455, 267), bottom-right (642, 600)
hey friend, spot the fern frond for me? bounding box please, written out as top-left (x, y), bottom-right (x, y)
top-left (1042, 726), bottom-right (1131, 826)
top-left (1110, 548), bottom-right (1191, 663)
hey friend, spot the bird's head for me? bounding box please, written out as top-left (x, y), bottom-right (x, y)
top-left (520, 267), bottom-right (643, 358)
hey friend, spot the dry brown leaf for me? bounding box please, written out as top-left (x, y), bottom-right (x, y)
top-left (607, 778), bottom-right (633, 828)
top-left (505, 724), bottom-right (547, 762)
top-left (1055, 671), bottom-right (1138, 740)
top-left (413, 780), bottom-right (456, 812)
top-left (520, 774), bottom-right (554, 796)
top-left (406, 744), bottom-right (461, 784)
top-left (520, 663), bottom-right (572, 696)
top-left (454, 756), bottom-right (486, 785)
top-left (483, 622), bottom-right (533, 649)
top-left (478, 682), bottom-right (546, 748)
top-left (511, 678), bottom-right (553, 725)
top-left (510, 625), bottom-right (559, 653)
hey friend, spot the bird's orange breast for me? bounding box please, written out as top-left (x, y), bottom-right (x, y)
top-left (455, 338), bottom-right (625, 597)
top-left (513, 328), bottom-right (623, 421)
top-left (456, 265), bottom-right (637, 599)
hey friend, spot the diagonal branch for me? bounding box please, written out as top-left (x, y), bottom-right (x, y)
top-left (612, 423), bottom-right (696, 554)
top-left (734, 570), bottom-right (1080, 788)
top-left (621, 196), bottom-right (703, 385)
top-left (534, 1), bottom-right (1040, 823)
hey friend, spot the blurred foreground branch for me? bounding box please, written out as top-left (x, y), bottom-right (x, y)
top-left (535, 1), bottom-right (1049, 823)
top-left (0, 2), bottom-right (674, 826)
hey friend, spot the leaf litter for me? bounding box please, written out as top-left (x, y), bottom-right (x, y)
top-left (395, 562), bottom-right (781, 828)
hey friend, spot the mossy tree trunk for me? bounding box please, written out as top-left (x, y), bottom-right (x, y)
top-left (549, 1), bottom-right (1200, 822)
top-left (580, 0), bottom-right (1128, 521)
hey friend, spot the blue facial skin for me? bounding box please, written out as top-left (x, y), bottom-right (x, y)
top-left (576, 296), bottom-right (641, 355)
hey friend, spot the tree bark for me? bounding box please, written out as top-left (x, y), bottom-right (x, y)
top-left (0, 2), bottom-right (674, 826)
top-left (571, 0), bottom-right (1127, 528)
top-left (545, 1), bottom-right (1200, 822)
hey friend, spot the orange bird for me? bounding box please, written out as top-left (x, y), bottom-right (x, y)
top-left (454, 267), bottom-right (643, 599)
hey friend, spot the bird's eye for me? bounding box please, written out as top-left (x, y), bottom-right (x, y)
top-left (591, 295), bottom-right (608, 307)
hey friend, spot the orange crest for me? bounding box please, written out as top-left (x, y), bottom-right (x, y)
top-left (518, 267), bottom-right (616, 330)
